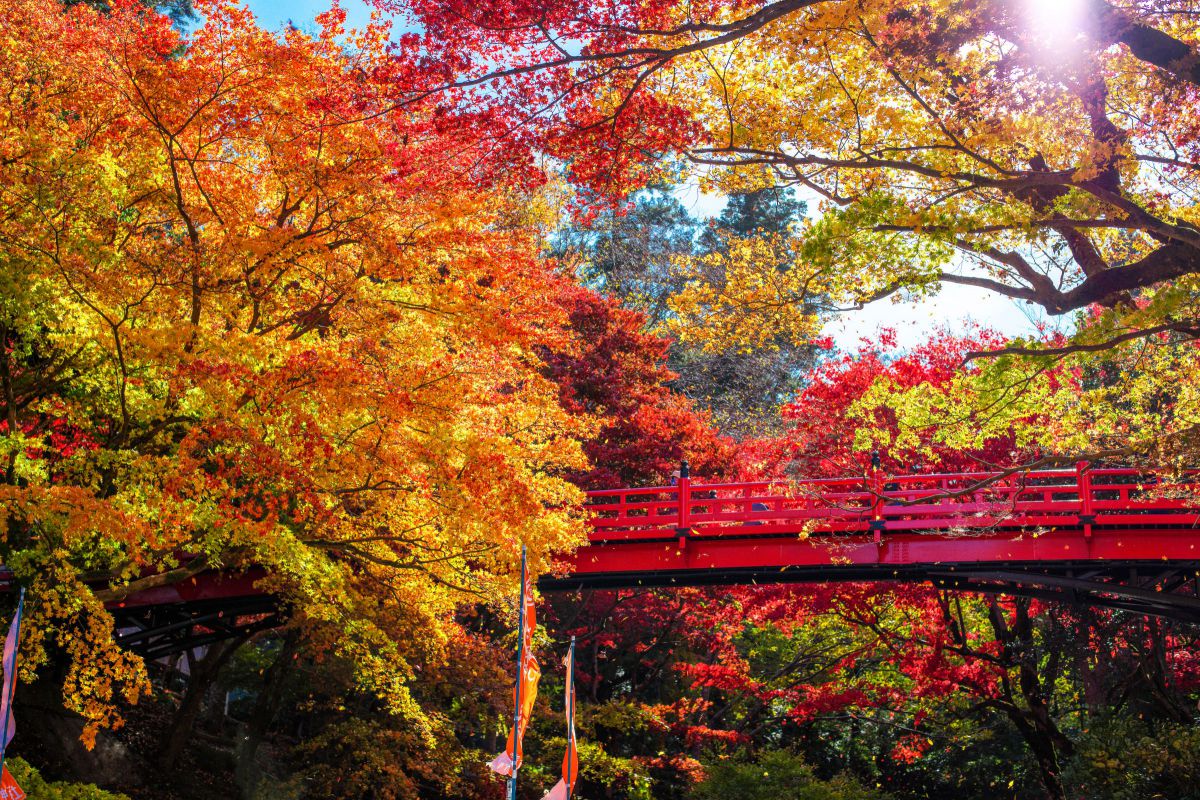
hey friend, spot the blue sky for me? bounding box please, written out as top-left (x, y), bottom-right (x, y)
top-left (241, 0), bottom-right (374, 31)
top-left (237, 0), bottom-right (1050, 352)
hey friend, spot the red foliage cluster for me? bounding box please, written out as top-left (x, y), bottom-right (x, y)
top-left (380, 0), bottom-right (713, 197)
top-left (740, 328), bottom-right (1030, 479)
top-left (0, 408), bottom-right (99, 466)
top-left (545, 284), bottom-right (734, 489)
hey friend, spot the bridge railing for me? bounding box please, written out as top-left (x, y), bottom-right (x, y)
top-left (584, 467), bottom-right (1200, 540)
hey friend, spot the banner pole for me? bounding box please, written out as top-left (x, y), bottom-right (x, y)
top-left (508, 546), bottom-right (527, 800)
top-left (567, 635), bottom-right (575, 796)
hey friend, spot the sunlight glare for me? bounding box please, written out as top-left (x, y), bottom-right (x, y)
top-left (1024, 0), bottom-right (1088, 46)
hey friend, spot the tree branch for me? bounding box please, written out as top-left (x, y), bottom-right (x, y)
top-left (964, 322), bottom-right (1199, 361)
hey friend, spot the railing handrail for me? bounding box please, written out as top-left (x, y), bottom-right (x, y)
top-left (583, 467), bottom-right (1200, 539)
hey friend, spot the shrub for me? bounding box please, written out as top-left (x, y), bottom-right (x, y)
top-left (690, 750), bottom-right (893, 800)
top-left (5, 758), bottom-right (130, 800)
top-left (1063, 718), bottom-right (1200, 800)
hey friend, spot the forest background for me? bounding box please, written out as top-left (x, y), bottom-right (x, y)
top-left (1, 0), bottom-right (1200, 799)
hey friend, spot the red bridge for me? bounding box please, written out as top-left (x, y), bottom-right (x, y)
top-left (543, 464), bottom-right (1200, 622)
top-left (108, 464), bottom-right (1200, 657)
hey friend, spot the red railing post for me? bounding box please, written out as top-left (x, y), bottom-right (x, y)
top-left (870, 450), bottom-right (885, 545)
top-left (1076, 460), bottom-right (1094, 540)
top-left (677, 459), bottom-right (690, 547)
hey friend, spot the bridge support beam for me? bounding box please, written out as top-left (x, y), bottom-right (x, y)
top-left (542, 558), bottom-right (1200, 625)
top-left (111, 596), bottom-right (285, 660)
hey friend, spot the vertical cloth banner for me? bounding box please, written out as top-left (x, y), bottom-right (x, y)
top-left (540, 637), bottom-right (578, 800)
top-left (488, 550), bottom-right (540, 778)
top-left (0, 587), bottom-right (25, 800)
top-left (0, 589), bottom-right (24, 757)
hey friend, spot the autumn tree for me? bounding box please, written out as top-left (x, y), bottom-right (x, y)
top-left (0, 0), bottom-right (589, 747)
top-left (553, 186), bottom-right (821, 436)
top-left (128, 274), bottom-right (738, 799)
top-left (395, 0), bottom-right (1200, 464)
top-left (541, 283), bottom-right (734, 489)
top-left (399, 0), bottom-right (1200, 321)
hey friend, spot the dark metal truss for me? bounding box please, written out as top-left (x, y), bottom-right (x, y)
top-left (102, 564), bottom-right (1200, 661)
top-left (110, 595), bottom-right (286, 660)
top-left (540, 560), bottom-right (1200, 624)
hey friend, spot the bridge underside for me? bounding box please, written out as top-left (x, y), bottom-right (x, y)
top-left (541, 523), bottom-right (1200, 623)
top-left (541, 559), bottom-right (1200, 623)
top-left (99, 560), bottom-right (1200, 660)
top-left (111, 595), bottom-right (286, 660)
top-left (104, 554), bottom-right (1200, 660)
top-left (96, 517), bottom-right (1200, 657)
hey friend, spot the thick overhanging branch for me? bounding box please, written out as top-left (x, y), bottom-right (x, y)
top-left (692, 146), bottom-right (1076, 192)
top-left (885, 447), bottom-right (1142, 506)
top-left (963, 321), bottom-right (1200, 361)
top-left (949, 238), bottom-right (1200, 315)
top-left (1092, 0), bottom-right (1200, 87)
top-left (94, 555), bottom-right (212, 603)
top-left (951, 239), bottom-right (1060, 301)
top-left (936, 271), bottom-right (1044, 303)
top-left (1059, 241), bottom-right (1199, 309)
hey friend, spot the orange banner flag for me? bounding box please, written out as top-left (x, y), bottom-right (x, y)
top-left (0, 766), bottom-right (23, 800)
top-left (541, 637), bottom-right (578, 800)
top-left (488, 551), bottom-right (540, 778)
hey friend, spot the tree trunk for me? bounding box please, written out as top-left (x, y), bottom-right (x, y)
top-left (988, 599), bottom-right (1072, 800)
top-left (1007, 709), bottom-right (1069, 800)
top-left (158, 636), bottom-right (246, 771)
top-left (235, 631), bottom-right (299, 793)
top-left (1073, 606), bottom-right (1110, 713)
top-left (1140, 616), bottom-right (1191, 723)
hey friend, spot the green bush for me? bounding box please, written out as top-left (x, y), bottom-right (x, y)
top-left (1063, 718), bottom-right (1200, 800)
top-left (690, 750), bottom-right (893, 800)
top-left (4, 758), bottom-right (129, 800)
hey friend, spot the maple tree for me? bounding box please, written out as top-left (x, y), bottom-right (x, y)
top-left (542, 283), bottom-right (735, 490)
top-left (394, 0), bottom-right (1200, 464)
top-left (0, 0), bottom-right (591, 747)
top-left (400, 0), bottom-right (1200, 317)
top-left (119, 278), bottom-right (737, 799)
